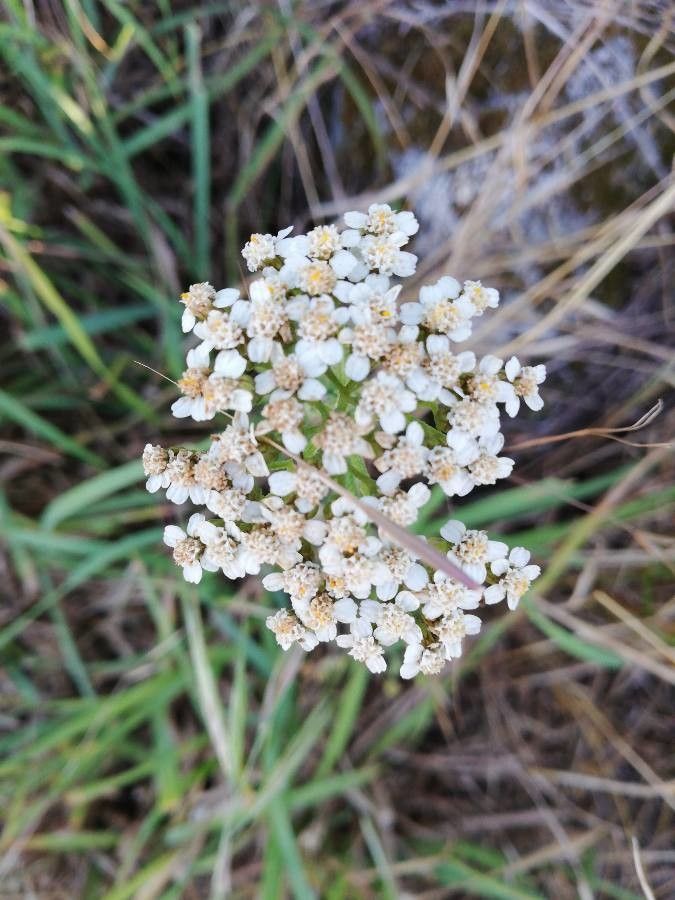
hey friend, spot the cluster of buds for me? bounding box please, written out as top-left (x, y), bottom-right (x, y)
top-left (143, 204), bottom-right (545, 678)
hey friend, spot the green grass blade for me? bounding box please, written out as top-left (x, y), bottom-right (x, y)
top-left (41, 460), bottom-right (143, 529)
top-left (0, 388), bottom-right (104, 467)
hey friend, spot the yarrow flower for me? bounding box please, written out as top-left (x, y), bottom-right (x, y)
top-left (143, 204), bottom-right (547, 678)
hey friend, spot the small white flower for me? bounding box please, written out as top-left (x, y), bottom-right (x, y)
top-left (238, 525), bottom-right (299, 574)
top-left (208, 412), bottom-right (268, 479)
top-left (259, 495), bottom-right (328, 548)
top-left (445, 396), bottom-right (501, 439)
top-left (254, 344), bottom-right (326, 401)
top-left (266, 608), bottom-right (319, 652)
top-left (400, 642), bottom-right (446, 679)
top-left (374, 482), bottom-right (431, 528)
top-left (407, 337), bottom-right (475, 400)
top-left (268, 465), bottom-right (329, 513)
top-left (401, 276), bottom-right (475, 341)
top-left (434, 610), bottom-right (482, 659)
top-left (504, 356), bottom-right (546, 416)
top-left (142, 444), bottom-right (170, 493)
top-left (461, 280), bottom-right (499, 314)
top-left (242, 226), bottom-right (293, 272)
top-left (193, 308), bottom-right (243, 354)
top-left (340, 275), bottom-right (400, 324)
top-left (306, 224), bottom-right (341, 259)
top-left (440, 519), bottom-right (508, 584)
top-left (197, 520), bottom-right (245, 579)
top-left (294, 592), bottom-right (358, 642)
top-left (313, 412), bottom-right (374, 475)
top-left (240, 286), bottom-right (289, 363)
top-left (339, 303), bottom-right (397, 381)
top-left (256, 395), bottom-right (307, 454)
top-left (355, 372), bottom-right (417, 434)
top-left (467, 433), bottom-right (514, 486)
top-left (344, 203), bottom-right (418, 238)
top-left (163, 513), bottom-right (206, 583)
top-left (360, 231), bottom-right (417, 277)
top-left (290, 295), bottom-right (347, 371)
top-left (422, 574), bottom-right (481, 619)
top-left (485, 547), bottom-right (541, 610)
top-left (425, 442), bottom-right (476, 498)
top-left (375, 544), bottom-right (428, 599)
top-left (179, 282), bottom-right (217, 332)
top-left (263, 562), bottom-right (323, 603)
top-left (360, 591), bottom-right (422, 646)
top-left (336, 618), bottom-right (387, 673)
top-left (374, 420), bottom-right (429, 494)
top-left (319, 544), bottom-right (390, 600)
top-left (464, 355), bottom-right (516, 407)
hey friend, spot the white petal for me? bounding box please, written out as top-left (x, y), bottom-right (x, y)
top-left (171, 397), bottom-right (193, 418)
top-left (399, 303), bottom-right (423, 325)
top-left (304, 520), bottom-right (328, 545)
top-left (479, 355), bottom-right (503, 376)
top-left (282, 430), bottom-right (307, 454)
top-left (483, 583), bottom-right (505, 605)
top-left (343, 211), bottom-right (367, 228)
top-left (487, 540), bottom-right (509, 561)
top-left (345, 353), bottom-right (370, 382)
top-left (379, 409), bottom-right (406, 434)
top-left (268, 470), bottom-right (297, 496)
top-left (404, 563), bottom-right (428, 591)
top-left (505, 356), bottom-right (520, 382)
top-left (262, 572), bottom-right (284, 591)
top-left (297, 378), bottom-right (326, 401)
top-left (330, 249), bottom-right (358, 278)
top-left (334, 598), bottom-right (358, 623)
top-left (247, 337), bottom-right (272, 363)
top-left (392, 251), bottom-right (417, 277)
top-left (426, 334), bottom-right (449, 355)
top-left (321, 338), bottom-right (343, 365)
top-left (440, 520), bottom-right (465, 544)
top-left (323, 451), bottom-right (346, 474)
top-left (408, 482), bottom-right (431, 507)
top-left (375, 470), bottom-right (401, 496)
top-left (214, 288), bottom-right (238, 308)
top-left (181, 309), bottom-right (196, 332)
top-left (183, 563), bottom-right (203, 584)
top-left (254, 370), bottom-right (276, 394)
top-left (463, 614), bottom-right (482, 635)
top-left (394, 210), bottom-right (419, 236)
top-left (214, 349), bottom-right (246, 377)
top-left (525, 394), bottom-right (544, 411)
top-left (509, 546), bottom-right (531, 567)
top-left (163, 525), bottom-right (185, 548)
top-left (437, 275), bottom-right (460, 298)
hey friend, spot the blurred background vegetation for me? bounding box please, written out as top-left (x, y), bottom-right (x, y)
top-left (1, 1), bottom-right (674, 897)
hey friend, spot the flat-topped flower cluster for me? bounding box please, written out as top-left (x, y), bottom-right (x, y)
top-left (143, 204), bottom-right (545, 678)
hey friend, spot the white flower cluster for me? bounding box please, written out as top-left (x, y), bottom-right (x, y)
top-left (144, 204), bottom-right (546, 678)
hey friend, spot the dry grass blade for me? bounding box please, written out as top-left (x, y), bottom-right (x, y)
top-left (537, 597), bottom-right (675, 686)
top-left (507, 400), bottom-right (670, 450)
top-left (632, 836), bottom-right (656, 900)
